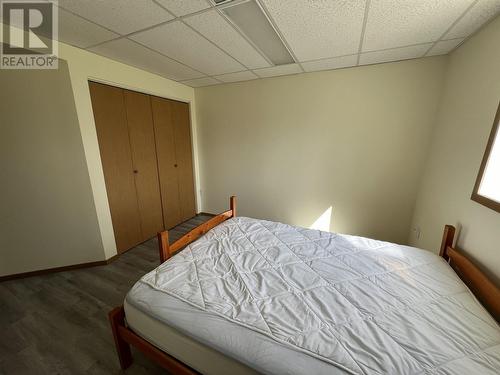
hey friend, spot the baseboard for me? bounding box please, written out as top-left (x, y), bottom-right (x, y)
top-left (0, 254), bottom-right (119, 282)
top-left (1, 214), bottom-right (213, 282)
top-left (197, 212), bottom-right (216, 217)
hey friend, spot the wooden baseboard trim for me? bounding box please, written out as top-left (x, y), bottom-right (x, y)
top-left (197, 212), bottom-right (216, 217)
top-left (1, 214), bottom-right (213, 282)
top-left (0, 254), bottom-right (119, 282)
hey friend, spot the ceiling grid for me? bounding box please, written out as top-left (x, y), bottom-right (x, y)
top-left (45, 0), bottom-right (500, 87)
top-left (356, 0), bottom-right (372, 65)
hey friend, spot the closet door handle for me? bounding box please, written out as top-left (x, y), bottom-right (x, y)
top-left (174, 164), bottom-right (178, 168)
top-left (133, 169), bottom-right (138, 174)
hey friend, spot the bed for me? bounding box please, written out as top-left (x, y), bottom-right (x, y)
top-left (110, 196), bottom-right (500, 374)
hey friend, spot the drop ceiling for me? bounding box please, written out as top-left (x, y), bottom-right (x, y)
top-left (49, 0), bottom-right (500, 87)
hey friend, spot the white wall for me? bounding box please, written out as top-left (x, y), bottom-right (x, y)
top-left (195, 57), bottom-right (447, 244)
top-left (59, 42), bottom-right (199, 260)
top-left (409, 16), bottom-right (500, 284)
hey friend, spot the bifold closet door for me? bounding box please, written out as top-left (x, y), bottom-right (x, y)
top-left (123, 90), bottom-right (164, 239)
top-left (171, 100), bottom-right (196, 222)
top-left (89, 82), bottom-right (142, 252)
top-left (151, 97), bottom-right (196, 228)
top-left (151, 97), bottom-right (181, 228)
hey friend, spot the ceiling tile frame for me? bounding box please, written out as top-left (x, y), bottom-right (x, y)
top-left (89, 38), bottom-right (207, 81)
top-left (302, 54), bottom-right (359, 73)
top-left (154, 0), bottom-right (211, 17)
top-left (359, 43), bottom-right (434, 66)
top-left (45, 0), bottom-right (220, 84)
top-left (46, 0), bottom-right (500, 87)
top-left (53, 0), bottom-right (175, 35)
top-left (181, 76), bottom-right (222, 88)
top-left (444, 0), bottom-right (500, 39)
top-left (86, 29), bottom-right (210, 81)
top-left (179, 19), bottom-right (254, 71)
top-left (207, 0), bottom-right (275, 67)
top-left (427, 38), bottom-right (465, 56)
top-left (54, 7), bottom-right (120, 49)
top-left (362, 0), bottom-right (476, 53)
top-left (423, 0), bottom-right (480, 56)
top-left (52, 3), bottom-right (126, 40)
top-left (152, 0), bottom-right (268, 74)
top-left (130, 21), bottom-right (246, 76)
top-left (213, 70), bottom-right (259, 83)
top-left (259, 0), bottom-right (367, 66)
top-left (84, 5), bottom-right (218, 50)
top-left (193, 0), bottom-right (498, 83)
top-left (356, 0), bottom-right (371, 65)
top-left (81, 1), bottom-right (251, 81)
top-left (253, 0), bottom-right (304, 73)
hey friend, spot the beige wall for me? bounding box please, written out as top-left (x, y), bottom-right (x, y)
top-left (0, 33), bottom-right (198, 275)
top-left (409, 16), bottom-right (500, 284)
top-left (195, 57), bottom-right (447, 244)
top-left (0, 61), bottom-right (104, 276)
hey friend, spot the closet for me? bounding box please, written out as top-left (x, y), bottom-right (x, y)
top-left (89, 81), bottom-right (196, 253)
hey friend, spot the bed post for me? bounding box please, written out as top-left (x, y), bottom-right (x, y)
top-left (230, 195), bottom-right (237, 217)
top-left (109, 306), bottom-right (133, 370)
top-left (439, 225), bottom-right (455, 261)
top-left (158, 230), bottom-right (170, 263)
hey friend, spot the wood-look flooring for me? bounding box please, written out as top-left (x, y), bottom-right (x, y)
top-left (0, 214), bottom-right (213, 375)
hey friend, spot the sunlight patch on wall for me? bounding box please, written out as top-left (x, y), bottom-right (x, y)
top-left (310, 206), bottom-right (332, 232)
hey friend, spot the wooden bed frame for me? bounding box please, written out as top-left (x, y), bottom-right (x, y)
top-left (109, 196), bottom-right (499, 373)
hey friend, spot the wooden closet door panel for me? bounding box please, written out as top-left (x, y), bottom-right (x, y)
top-left (88, 82), bottom-right (142, 253)
top-left (123, 90), bottom-right (164, 239)
top-left (151, 96), bottom-right (182, 229)
top-left (172, 101), bottom-right (196, 222)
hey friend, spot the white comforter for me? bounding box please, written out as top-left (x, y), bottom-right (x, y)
top-left (138, 217), bottom-right (500, 374)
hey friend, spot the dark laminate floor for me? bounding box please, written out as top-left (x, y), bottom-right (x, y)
top-left (0, 214), bottom-right (213, 375)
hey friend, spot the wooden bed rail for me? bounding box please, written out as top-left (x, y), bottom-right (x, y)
top-left (158, 196), bottom-right (237, 263)
top-left (439, 225), bottom-right (500, 322)
top-left (109, 306), bottom-right (198, 374)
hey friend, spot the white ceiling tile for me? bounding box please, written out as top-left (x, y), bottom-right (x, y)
top-left (359, 44), bottom-right (433, 66)
top-left (253, 63), bottom-right (302, 78)
top-left (214, 70), bottom-right (258, 83)
top-left (55, 0), bottom-right (174, 34)
top-left (155, 0), bottom-right (211, 17)
top-left (182, 77), bottom-right (220, 87)
top-left (89, 38), bottom-right (203, 81)
top-left (427, 38), bottom-right (464, 56)
top-left (259, 0), bottom-right (365, 61)
top-left (184, 10), bottom-right (271, 69)
top-left (363, 0), bottom-right (474, 51)
top-left (445, 0), bottom-right (500, 39)
top-left (130, 21), bottom-right (244, 75)
top-left (302, 54), bottom-right (359, 73)
top-left (56, 8), bottom-right (119, 48)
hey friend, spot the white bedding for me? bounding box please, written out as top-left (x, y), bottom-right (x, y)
top-left (128, 217), bottom-right (500, 374)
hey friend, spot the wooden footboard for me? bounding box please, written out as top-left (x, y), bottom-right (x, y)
top-left (158, 196), bottom-right (237, 263)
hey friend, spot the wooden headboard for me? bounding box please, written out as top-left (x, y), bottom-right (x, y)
top-left (440, 225), bottom-right (500, 322)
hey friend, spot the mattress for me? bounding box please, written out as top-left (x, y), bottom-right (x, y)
top-left (126, 216), bottom-right (500, 374)
top-left (125, 284), bottom-right (347, 375)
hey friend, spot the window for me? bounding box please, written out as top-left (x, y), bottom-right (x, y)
top-left (471, 101), bottom-right (500, 213)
